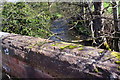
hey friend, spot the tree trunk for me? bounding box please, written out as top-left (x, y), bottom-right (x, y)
top-left (93, 2), bottom-right (102, 38)
top-left (112, 0), bottom-right (119, 52)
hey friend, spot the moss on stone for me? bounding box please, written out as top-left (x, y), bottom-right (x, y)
top-left (51, 43), bottom-right (60, 46)
top-left (60, 45), bottom-right (68, 50)
top-left (28, 45), bottom-right (33, 48)
top-left (111, 52), bottom-right (120, 60)
top-left (60, 45), bottom-right (79, 50)
top-left (78, 47), bottom-right (84, 51)
top-left (99, 50), bottom-right (104, 53)
top-left (118, 66), bottom-right (120, 70)
top-left (115, 61), bottom-right (120, 64)
top-left (78, 45), bottom-right (84, 47)
top-left (67, 45), bottom-right (78, 49)
top-left (111, 52), bottom-right (120, 66)
top-left (28, 43), bottom-right (36, 48)
top-left (94, 67), bottom-right (99, 73)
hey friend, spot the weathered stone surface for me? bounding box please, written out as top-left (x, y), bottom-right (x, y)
top-left (1, 33), bottom-right (120, 79)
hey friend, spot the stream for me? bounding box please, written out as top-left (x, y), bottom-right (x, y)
top-left (50, 18), bottom-right (84, 41)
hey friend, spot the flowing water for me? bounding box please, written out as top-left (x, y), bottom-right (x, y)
top-left (50, 18), bottom-right (82, 41)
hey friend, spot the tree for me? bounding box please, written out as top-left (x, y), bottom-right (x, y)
top-left (112, 0), bottom-right (119, 51)
top-left (0, 2), bottom-right (3, 31)
top-left (93, 2), bottom-right (103, 38)
top-left (2, 2), bottom-right (51, 38)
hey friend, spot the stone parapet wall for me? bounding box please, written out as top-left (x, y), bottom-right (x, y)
top-left (0, 32), bottom-right (120, 79)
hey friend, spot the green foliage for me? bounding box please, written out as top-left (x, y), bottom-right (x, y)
top-left (68, 19), bottom-right (90, 36)
top-left (103, 2), bottom-right (112, 14)
top-left (52, 13), bottom-right (63, 19)
top-left (78, 26), bottom-right (90, 35)
top-left (75, 23), bottom-right (91, 36)
top-left (2, 2), bottom-right (52, 38)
